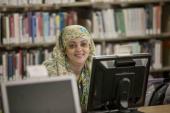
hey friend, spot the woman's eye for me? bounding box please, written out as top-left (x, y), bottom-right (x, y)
top-left (67, 41), bottom-right (89, 49)
top-left (81, 42), bottom-right (89, 47)
top-left (68, 44), bottom-right (76, 49)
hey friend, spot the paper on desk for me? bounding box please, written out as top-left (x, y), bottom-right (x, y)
top-left (26, 65), bottom-right (48, 78)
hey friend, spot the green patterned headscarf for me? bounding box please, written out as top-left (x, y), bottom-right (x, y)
top-left (43, 25), bottom-right (95, 108)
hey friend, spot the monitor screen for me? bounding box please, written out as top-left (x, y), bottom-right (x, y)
top-left (1, 76), bottom-right (81, 113)
top-left (87, 53), bottom-right (151, 113)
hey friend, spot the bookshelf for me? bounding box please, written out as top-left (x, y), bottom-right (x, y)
top-left (150, 66), bottom-right (170, 73)
top-left (0, 0), bottom-right (170, 81)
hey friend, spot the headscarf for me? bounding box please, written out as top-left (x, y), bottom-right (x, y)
top-left (43, 25), bottom-right (95, 108)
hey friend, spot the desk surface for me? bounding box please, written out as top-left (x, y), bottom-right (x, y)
top-left (138, 104), bottom-right (170, 113)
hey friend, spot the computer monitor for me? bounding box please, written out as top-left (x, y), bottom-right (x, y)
top-left (87, 53), bottom-right (151, 113)
top-left (1, 76), bottom-right (81, 113)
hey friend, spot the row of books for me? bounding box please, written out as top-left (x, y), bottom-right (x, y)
top-left (0, 11), bottom-right (78, 44)
top-left (0, 5), bottom-right (161, 45)
top-left (0, 43), bottom-right (104, 81)
top-left (0, 49), bottom-right (52, 81)
top-left (95, 41), bottom-right (162, 69)
top-left (0, 40), bottom-right (165, 81)
top-left (77, 0), bottom-right (145, 2)
top-left (92, 5), bottom-right (161, 38)
top-left (0, 0), bottom-right (75, 6)
top-left (0, 0), bottom-right (150, 5)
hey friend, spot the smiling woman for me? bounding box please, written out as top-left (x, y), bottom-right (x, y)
top-left (43, 25), bottom-right (96, 111)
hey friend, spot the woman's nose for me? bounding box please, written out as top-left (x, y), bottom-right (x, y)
top-left (75, 44), bottom-right (82, 51)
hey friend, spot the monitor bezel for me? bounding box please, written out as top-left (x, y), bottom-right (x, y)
top-left (1, 75), bottom-right (81, 113)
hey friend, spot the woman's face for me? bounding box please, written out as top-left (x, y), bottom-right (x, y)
top-left (65, 38), bottom-right (90, 66)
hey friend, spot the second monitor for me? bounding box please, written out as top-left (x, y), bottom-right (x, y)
top-left (87, 53), bottom-right (151, 113)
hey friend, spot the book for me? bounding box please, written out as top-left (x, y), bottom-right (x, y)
top-left (145, 5), bottom-right (153, 34)
top-left (42, 12), bottom-right (50, 42)
top-left (152, 40), bottom-right (162, 69)
top-left (0, 14), bottom-right (2, 44)
top-left (162, 5), bottom-right (170, 33)
top-left (0, 54), bottom-right (3, 81)
top-left (115, 9), bottom-right (125, 35)
top-left (162, 41), bottom-right (170, 67)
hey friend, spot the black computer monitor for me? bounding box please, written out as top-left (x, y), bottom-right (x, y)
top-left (87, 53), bottom-right (151, 113)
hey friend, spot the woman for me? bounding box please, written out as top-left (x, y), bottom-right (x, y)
top-left (43, 25), bottom-right (95, 111)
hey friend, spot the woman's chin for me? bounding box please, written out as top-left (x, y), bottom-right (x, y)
top-left (75, 60), bottom-right (86, 65)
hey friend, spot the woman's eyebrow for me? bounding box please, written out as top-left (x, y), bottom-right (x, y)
top-left (69, 39), bottom-right (88, 43)
top-left (80, 39), bottom-right (88, 42)
top-left (68, 41), bottom-right (76, 44)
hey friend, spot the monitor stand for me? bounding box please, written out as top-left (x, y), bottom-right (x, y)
top-left (109, 78), bottom-right (144, 113)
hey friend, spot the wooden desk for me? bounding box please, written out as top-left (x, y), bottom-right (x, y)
top-left (87, 105), bottom-right (170, 113)
top-left (138, 104), bottom-right (170, 113)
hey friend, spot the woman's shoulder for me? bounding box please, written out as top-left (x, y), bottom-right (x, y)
top-left (43, 59), bottom-right (58, 75)
top-left (43, 58), bottom-right (74, 76)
